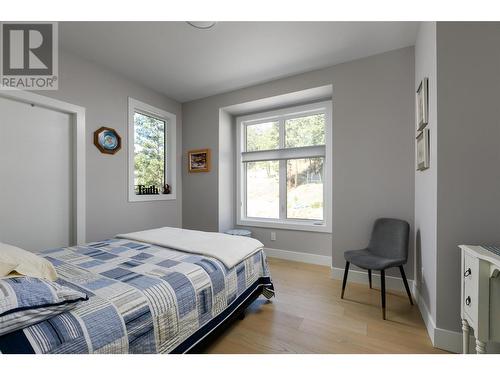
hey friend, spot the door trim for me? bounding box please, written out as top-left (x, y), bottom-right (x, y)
top-left (0, 89), bottom-right (86, 245)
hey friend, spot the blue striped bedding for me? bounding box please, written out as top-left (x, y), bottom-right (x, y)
top-left (0, 238), bottom-right (274, 354)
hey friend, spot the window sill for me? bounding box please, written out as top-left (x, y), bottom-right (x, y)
top-left (237, 218), bottom-right (331, 233)
top-left (128, 193), bottom-right (177, 203)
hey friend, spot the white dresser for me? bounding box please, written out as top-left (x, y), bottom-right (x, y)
top-left (459, 245), bottom-right (500, 354)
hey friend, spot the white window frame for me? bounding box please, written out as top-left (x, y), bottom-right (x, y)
top-left (128, 97), bottom-right (176, 202)
top-left (236, 101), bottom-right (332, 233)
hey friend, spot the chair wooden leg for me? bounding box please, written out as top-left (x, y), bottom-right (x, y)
top-left (368, 269), bottom-right (372, 289)
top-left (380, 270), bottom-right (386, 320)
top-left (399, 265), bottom-right (414, 305)
top-left (341, 262), bottom-right (350, 299)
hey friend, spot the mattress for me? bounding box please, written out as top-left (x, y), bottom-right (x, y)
top-left (0, 238), bottom-right (274, 354)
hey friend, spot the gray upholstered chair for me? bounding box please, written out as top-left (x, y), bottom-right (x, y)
top-left (340, 218), bottom-right (413, 319)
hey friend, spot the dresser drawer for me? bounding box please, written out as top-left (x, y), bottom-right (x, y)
top-left (463, 252), bottom-right (479, 323)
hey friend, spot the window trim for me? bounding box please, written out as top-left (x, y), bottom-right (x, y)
top-left (128, 97), bottom-right (176, 202)
top-left (236, 101), bottom-right (332, 233)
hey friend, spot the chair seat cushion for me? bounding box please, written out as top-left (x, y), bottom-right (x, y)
top-left (344, 249), bottom-right (405, 270)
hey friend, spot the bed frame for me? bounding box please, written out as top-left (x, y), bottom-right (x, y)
top-left (174, 282), bottom-right (266, 353)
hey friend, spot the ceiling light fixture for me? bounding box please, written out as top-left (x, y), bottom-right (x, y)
top-left (186, 21), bottom-right (217, 30)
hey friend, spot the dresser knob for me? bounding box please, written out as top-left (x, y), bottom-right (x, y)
top-left (464, 268), bottom-right (472, 277)
top-left (466, 296), bottom-right (471, 306)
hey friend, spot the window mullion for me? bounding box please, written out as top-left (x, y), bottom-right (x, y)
top-left (279, 160), bottom-right (287, 220)
top-left (278, 118), bottom-right (285, 149)
top-left (278, 119), bottom-right (286, 220)
top-left (242, 162), bottom-right (247, 219)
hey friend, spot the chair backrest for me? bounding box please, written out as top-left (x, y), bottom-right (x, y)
top-left (368, 218), bottom-right (410, 261)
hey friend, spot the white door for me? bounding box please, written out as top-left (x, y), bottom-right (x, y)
top-left (0, 96), bottom-right (73, 252)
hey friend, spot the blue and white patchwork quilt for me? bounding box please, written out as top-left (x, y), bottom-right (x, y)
top-left (0, 238), bottom-right (274, 354)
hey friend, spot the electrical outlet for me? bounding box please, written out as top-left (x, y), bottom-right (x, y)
top-left (270, 232), bottom-right (276, 241)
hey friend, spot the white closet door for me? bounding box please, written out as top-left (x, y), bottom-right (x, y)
top-left (0, 96), bottom-right (73, 252)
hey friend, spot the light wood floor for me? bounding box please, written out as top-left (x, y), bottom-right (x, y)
top-left (204, 257), bottom-right (447, 354)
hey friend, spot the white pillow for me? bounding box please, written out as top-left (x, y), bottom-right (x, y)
top-left (0, 262), bottom-right (17, 276)
top-left (0, 242), bottom-right (57, 281)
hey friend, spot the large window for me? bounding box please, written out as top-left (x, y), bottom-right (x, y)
top-left (128, 98), bottom-right (176, 202)
top-left (237, 101), bottom-right (332, 232)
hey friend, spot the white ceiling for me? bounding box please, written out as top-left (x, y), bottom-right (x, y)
top-left (60, 22), bottom-right (418, 103)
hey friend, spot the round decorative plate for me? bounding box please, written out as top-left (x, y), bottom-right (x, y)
top-left (94, 126), bottom-right (121, 154)
top-left (99, 130), bottom-right (119, 150)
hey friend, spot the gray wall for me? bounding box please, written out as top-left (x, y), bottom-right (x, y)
top-left (40, 50), bottom-right (182, 242)
top-left (218, 109), bottom-right (235, 232)
top-left (183, 47), bottom-right (415, 277)
top-left (330, 47), bottom-right (415, 274)
top-left (414, 22), bottom-right (438, 323)
top-left (414, 22), bottom-right (500, 349)
top-left (435, 22), bottom-right (500, 332)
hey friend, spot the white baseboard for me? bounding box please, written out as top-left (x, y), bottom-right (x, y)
top-left (264, 247), bottom-right (332, 266)
top-left (412, 283), bottom-right (465, 353)
top-left (331, 266), bottom-right (415, 294)
top-left (434, 327), bottom-right (467, 354)
top-left (411, 283), bottom-right (436, 347)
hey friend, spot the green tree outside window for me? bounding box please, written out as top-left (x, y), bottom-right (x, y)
top-left (134, 112), bottom-right (166, 192)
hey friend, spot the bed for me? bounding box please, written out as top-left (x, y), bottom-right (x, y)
top-left (0, 231), bottom-right (274, 354)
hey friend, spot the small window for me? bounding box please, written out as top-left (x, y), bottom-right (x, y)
top-left (128, 98), bottom-right (176, 202)
top-left (237, 101), bottom-right (332, 233)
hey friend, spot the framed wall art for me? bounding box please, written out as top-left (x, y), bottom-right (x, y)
top-left (416, 128), bottom-right (430, 171)
top-left (416, 77), bottom-right (429, 131)
top-left (188, 149), bottom-right (211, 173)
